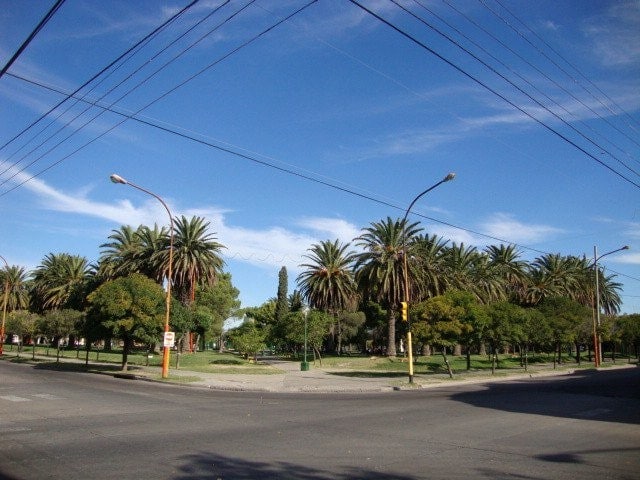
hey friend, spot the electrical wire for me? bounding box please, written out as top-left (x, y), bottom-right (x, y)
top-left (0, 0), bottom-right (233, 182)
top-left (0, 0), bottom-right (201, 154)
top-left (0, 0), bottom-right (66, 80)
top-left (489, 0), bottom-right (640, 136)
top-left (430, 0), bottom-right (640, 168)
top-left (347, 0), bottom-right (640, 189)
top-left (394, 0), bottom-right (640, 179)
top-left (0, 0), bottom-right (319, 195)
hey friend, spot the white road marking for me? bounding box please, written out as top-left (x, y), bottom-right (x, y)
top-left (0, 395), bottom-right (31, 402)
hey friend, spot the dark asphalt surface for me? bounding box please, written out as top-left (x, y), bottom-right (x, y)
top-left (0, 360), bottom-right (638, 479)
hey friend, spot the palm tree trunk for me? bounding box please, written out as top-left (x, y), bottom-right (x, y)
top-left (387, 310), bottom-right (397, 357)
top-left (442, 348), bottom-right (453, 378)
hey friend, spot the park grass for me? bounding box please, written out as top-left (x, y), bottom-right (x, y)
top-left (2, 343), bottom-right (626, 377)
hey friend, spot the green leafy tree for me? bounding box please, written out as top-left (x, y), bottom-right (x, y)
top-left (285, 309), bottom-right (333, 364)
top-left (41, 309), bottom-right (84, 362)
top-left (485, 244), bottom-right (528, 303)
top-left (98, 224), bottom-right (167, 282)
top-left (443, 291), bottom-right (489, 371)
top-left (194, 273), bottom-right (240, 351)
top-left (243, 300), bottom-right (278, 350)
top-left (518, 308), bottom-right (549, 370)
top-left (5, 310), bottom-right (40, 357)
top-left (536, 296), bottom-right (589, 367)
top-left (412, 293), bottom-right (471, 378)
top-left (228, 322), bottom-right (266, 362)
top-left (485, 301), bottom-right (525, 374)
top-left (86, 274), bottom-right (165, 371)
top-left (617, 314), bottom-right (640, 360)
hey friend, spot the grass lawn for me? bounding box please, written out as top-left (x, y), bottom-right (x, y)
top-left (3, 343), bottom-right (625, 377)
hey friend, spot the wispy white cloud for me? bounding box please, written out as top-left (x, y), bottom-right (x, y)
top-left (297, 217), bottom-right (360, 243)
top-left (610, 252), bottom-right (640, 265)
top-left (583, 0), bottom-right (640, 67)
top-left (5, 171), bottom-right (326, 274)
top-left (479, 213), bottom-right (564, 245)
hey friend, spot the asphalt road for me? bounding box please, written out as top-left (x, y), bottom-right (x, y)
top-left (1, 361), bottom-right (638, 480)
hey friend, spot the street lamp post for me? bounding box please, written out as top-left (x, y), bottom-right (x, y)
top-left (592, 245), bottom-right (629, 367)
top-left (110, 174), bottom-right (174, 379)
top-left (401, 173), bottom-right (455, 383)
top-left (0, 255), bottom-right (9, 355)
top-left (301, 306), bottom-right (310, 371)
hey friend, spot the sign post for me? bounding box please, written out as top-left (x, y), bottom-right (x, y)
top-left (163, 331), bottom-right (175, 349)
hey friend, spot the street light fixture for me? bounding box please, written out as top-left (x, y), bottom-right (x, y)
top-left (301, 306), bottom-right (310, 371)
top-left (110, 174), bottom-right (174, 379)
top-left (401, 173), bottom-right (456, 383)
top-left (0, 255), bottom-right (9, 355)
top-left (592, 245), bottom-right (629, 367)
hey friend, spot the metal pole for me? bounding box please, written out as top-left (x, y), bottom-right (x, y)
top-left (401, 173), bottom-right (455, 383)
top-left (110, 174), bottom-right (174, 379)
top-left (592, 245), bottom-right (629, 368)
top-left (0, 255), bottom-right (9, 356)
top-left (301, 306), bottom-right (309, 371)
top-left (594, 246), bottom-right (601, 366)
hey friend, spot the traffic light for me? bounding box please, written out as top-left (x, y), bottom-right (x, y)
top-left (400, 301), bottom-right (408, 322)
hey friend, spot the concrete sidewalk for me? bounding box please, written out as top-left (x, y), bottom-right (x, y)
top-left (137, 358), bottom-right (629, 393)
top-left (4, 351), bottom-right (635, 393)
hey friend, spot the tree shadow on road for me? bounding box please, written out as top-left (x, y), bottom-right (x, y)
top-left (451, 367), bottom-right (640, 425)
top-left (172, 452), bottom-right (418, 480)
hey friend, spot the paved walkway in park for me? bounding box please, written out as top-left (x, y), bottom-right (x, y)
top-left (137, 359), bottom-right (637, 393)
top-left (4, 351), bottom-right (636, 393)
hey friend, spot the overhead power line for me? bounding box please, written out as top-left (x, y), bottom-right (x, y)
top-left (3, 70), bottom-right (552, 257)
top-left (402, 0), bottom-right (640, 177)
top-left (439, 0), bottom-right (640, 165)
top-left (489, 0), bottom-right (640, 135)
top-left (0, 0), bottom-right (234, 182)
top-left (347, 0), bottom-right (640, 190)
top-left (0, 0), bottom-right (319, 195)
top-left (0, 0), bottom-right (201, 154)
top-left (0, 0), bottom-right (66, 80)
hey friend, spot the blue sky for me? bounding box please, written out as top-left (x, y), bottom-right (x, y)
top-left (0, 0), bottom-right (638, 312)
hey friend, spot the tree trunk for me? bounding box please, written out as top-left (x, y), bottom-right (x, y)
top-left (453, 344), bottom-right (462, 356)
top-left (575, 342), bottom-right (581, 364)
top-left (466, 347), bottom-right (471, 371)
top-left (441, 348), bottom-right (453, 378)
top-left (387, 310), bottom-right (396, 357)
top-left (121, 337), bottom-right (132, 372)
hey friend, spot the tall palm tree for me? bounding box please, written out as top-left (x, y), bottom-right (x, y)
top-left (135, 224), bottom-right (168, 282)
top-left (0, 265), bottom-right (31, 311)
top-left (298, 240), bottom-right (358, 313)
top-left (98, 224), bottom-right (167, 282)
top-left (31, 253), bottom-right (91, 311)
top-left (297, 240), bottom-right (358, 352)
top-left (597, 270), bottom-right (623, 315)
top-left (485, 244), bottom-right (528, 303)
top-left (412, 233), bottom-right (449, 301)
top-left (98, 225), bottom-right (140, 280)
top-left (167, 215), bottom-right (225, 306)
top-left (524, 253), bottom-right (584, 306)
top-left (441, 243), bottom-right (478, 292)
top-left (354, 217), bottom-right (422, 357)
